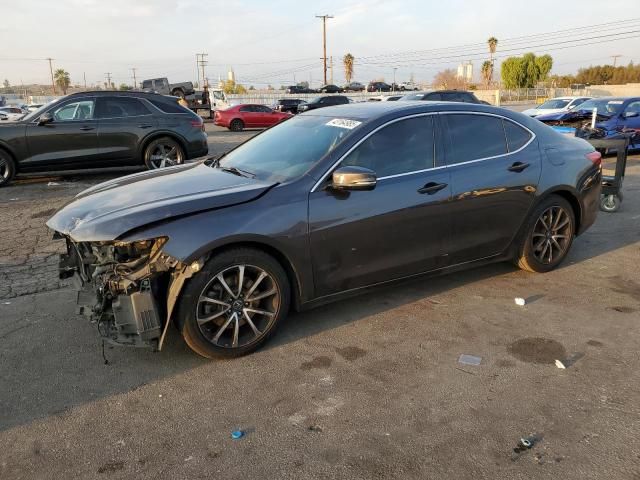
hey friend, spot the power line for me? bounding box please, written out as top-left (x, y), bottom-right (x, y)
top-left (196, 53), bottom-right (208, 87)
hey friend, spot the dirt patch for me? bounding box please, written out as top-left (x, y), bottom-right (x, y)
top-left (30, 208), bottom-right (58, 219)
top-left (335, 346), bottom-right (367, 361)
top-left (496, 359), bottom-right (516, 368)
top-left (300, 356), bottom-right (332, 370)
top-left (587, 340), bottom-right (604, 347)
top-left (508, 337), bottom-right (566, 364)
top-left (610, 276), bottom-right (640, 302)
top-left (97, 461), bottom-right (124, 474)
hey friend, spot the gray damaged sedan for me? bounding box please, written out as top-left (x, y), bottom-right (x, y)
top-left (47, 102), bottom-right (602, 358)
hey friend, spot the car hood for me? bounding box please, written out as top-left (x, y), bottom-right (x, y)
top-left (46, 162), bottom-right (277, 242)
top-left (522, 107), bottom-right (565, 117)
top-left (536, 109), bottom-right (615, 123)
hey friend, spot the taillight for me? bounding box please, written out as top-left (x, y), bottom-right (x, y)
top-left (586, 151), bottom-right (601, 167)
top-left (190, 119), bottom-right (204, 131)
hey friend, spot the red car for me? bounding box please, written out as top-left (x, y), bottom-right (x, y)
top-left (214, 104), bottom-right (292, 131)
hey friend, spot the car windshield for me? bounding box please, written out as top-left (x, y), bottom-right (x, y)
top-left (21, 98), bottom-right (61, 122)
top-left (573, 99), bottom-right (624, 116)
top-left (216, 115), bottom-right (359, 182)
top-left (538, 99), bottom-right (571, 109)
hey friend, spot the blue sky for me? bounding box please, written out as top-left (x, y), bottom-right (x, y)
top-left (1, 0), bottom-right (639, 88)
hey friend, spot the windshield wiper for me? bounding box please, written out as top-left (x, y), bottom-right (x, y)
top-left (219, 166), bottom-right (256, 178)
top-left (205, 152), bottom-right (226, 167)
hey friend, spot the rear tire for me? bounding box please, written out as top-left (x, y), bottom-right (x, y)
top-left (229, 119), bottom-right (244, 132)
top-left (143, 137), bottom-right (185, 169)
top-left (177, 248), bottom-right (291, 359)
top-left (0, 150), bottom-right (16, 187)
top-left (600, 194), bottom-right (621, 212)
top-left (515, 195), bottom-right (575, 273)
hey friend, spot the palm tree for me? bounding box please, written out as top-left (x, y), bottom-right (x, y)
top-left (481, 61), bottom-right (493, 88)
top-left (487, 37), bottom-right (498, 84)
top-left (343, 53), bottom-right (355, 84)
top-left (54, 69), bottom-right (71, 94)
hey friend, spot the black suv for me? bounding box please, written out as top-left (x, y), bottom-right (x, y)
top-left (274, 99), bottom-right (305, 114)
top-left (297, 96), bottom-right (350, 113)
top-left (285, 85), bottom-right (316, 94)
top-left (401, 90), bottom-right (489, 104)
top-left (0, 91), bottom-right (209, 186)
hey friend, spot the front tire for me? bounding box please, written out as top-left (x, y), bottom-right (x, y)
top-left (177, 248), bottom-right (291, 359)
top-left (516, 195), bottom-right (575, 273)
top-left (144, 137), bottom-right (185, 169)
top-left (0, 150), bottom-right (16, 187)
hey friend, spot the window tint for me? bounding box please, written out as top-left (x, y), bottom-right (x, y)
top-left (96, 97), bottom-right (150, 118)
top-left (147, 98), bottom-right (189, 114)
top-left (239, 105), bottom-right (253, 112)
top-left (424, 92), bottom-right (442, 101)
top-left (446, 114), bottom-right (507, 162)
top-left (502, 120), bottom-right (532, 152)
top-left (625, 100), bottom-right (640, 114)
top-left (341, 116), bottom-right (435, 177)
top-left (52, 100), bottom-right (94, 121)
top-left (255, 105), bottom-right (272, 113)
top-left (142, 80), bottom-right (152, 89)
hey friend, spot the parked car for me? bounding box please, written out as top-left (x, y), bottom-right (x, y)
top-left (274, 99), bottom-right (305, 114)
top-left (344, 82), bottom-right (365, 92)
top-left (0, 113), bottom-right (7, 122)
top-left (400, 90), bottom-right (489, 104)
top-left (398, 81), bottom-right (419, 91)
top-left (286, 85), bottom-right (316, 94)
top-left (214, 104), bottom-right (292, 131)
top-left (26, 104), bottom-right (44, 112)
top-left (368, 94), bottom-right (403, 102)
top-left (297, 95), bottom-right (350, 112)
top-left (318, 84), bottom-right (343, 93)
top-left (47, 101), bottom-right (602, 359)
top-left (522, 97), bottom-right (591, 117)
top-left (0, 106), bottom-right (26, 121)
top-left (0, 91), bottom-right (208, 187)
top-left (535, 97), bottom-right (640, 149)
top-left (141, 77), bottom-right (195, 98)
top-left (367, 81), bottom-right (392, 92)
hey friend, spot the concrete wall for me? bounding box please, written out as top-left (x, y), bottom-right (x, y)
top-left (587, 83), bottom-right (640, 97)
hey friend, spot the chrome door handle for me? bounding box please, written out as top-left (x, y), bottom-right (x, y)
top-left (508, 162), bottom-right (530, 172)
top-left (418, 182), bottom-right (448, 195)
top-left (79, 126), bottom-right (95, 131)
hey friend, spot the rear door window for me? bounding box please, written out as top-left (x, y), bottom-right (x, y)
top-left (96, 97), bottom-right (151, 118)
top-left (147, 98), bottom-right (189, 114)
top-left (341, 115), bottom-right (435, 177)
top-left (424, 92), bottom-right (442, 101)
top-left (502, 120), bottom-right (532, 152)
top-left (445, 114), bottom-right (507, 163)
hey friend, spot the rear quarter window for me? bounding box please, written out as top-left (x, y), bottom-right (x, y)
top-left (502, 120), bottom-right (532, 152)
top-left (147, 97), bottom-right (190, 114)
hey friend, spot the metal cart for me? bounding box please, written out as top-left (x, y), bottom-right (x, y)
top-left (583, 137), bottom-right (630, 213)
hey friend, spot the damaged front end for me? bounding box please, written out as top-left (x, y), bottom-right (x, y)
top-left (58, 236), bottom-right (199, 349)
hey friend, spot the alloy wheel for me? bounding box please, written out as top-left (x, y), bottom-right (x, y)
top-left (0, 157), bottom-right (8, 179)
top-left (531, 206), bottom-right (572, 265)
top-left (196, 265), bottom-right (281, 349)
top-left (148, 143), bottom-right (183, 169)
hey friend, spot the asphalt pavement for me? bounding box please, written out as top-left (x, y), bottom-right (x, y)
top-left (1, 124), bottom-right (639, 479)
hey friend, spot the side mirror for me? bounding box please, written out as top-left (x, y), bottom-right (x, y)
top-left (38, 112), bottom-right (53, 125)
top-left (624, 111), bottom-right (639, 118)
top-left (331, 166), bottom-right (377, 191)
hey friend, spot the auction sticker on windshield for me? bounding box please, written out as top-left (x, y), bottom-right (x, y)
top-left (326, 118), bottom-right (362, 129)
top-left (608, 101), bottom-right (624, 104)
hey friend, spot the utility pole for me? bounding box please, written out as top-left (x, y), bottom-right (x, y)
top-left (131, 68), bottom-right (138, 89)
top-left (393, 67), bottom-right (398, 91)
top-left (105, 72), bottom-right (112, 90)
top-left (83, 72), bottom-right (87, 89)
top-left (315, 14), bottom-right (333, 85)
top-left (196, 53), bottom-right (208, 88)
top-left (46, 57), bottom-right (55, 94)
top-left (611, 54), bottom-right (622, 67)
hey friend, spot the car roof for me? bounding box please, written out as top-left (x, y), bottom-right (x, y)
top-left (65, 90), bottom-right (167, 98)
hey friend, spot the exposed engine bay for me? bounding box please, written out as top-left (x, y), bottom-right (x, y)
top-left (58, 236), bottom-right (199, 349)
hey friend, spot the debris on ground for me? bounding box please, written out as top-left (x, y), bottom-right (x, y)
top-left (231, 427), bottom-right (254, 440)
top-left (308, 425), bottom-right (323, 433)
top-left (47, 182), bottom-right (60, 186)
top-left (514, 297), bottom-right (526, 306)
top-left (458, 354), bottom-right (482, 366)
top-left (511, 434), bottom-right (543, 461)
top-left (555, 352), bottom-right (585, 369)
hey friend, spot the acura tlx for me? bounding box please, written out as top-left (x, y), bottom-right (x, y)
top-left (47, 102), bottom-right (601, 359)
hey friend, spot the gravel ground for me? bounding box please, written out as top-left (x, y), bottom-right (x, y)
top-left (1, 125), bottom-right (639, 479)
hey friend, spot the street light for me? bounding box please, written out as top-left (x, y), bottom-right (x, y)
top-left (393, 67), bottom-right (398, 92)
